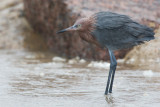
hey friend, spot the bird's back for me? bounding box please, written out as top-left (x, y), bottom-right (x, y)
top-left (91, 12), bottom-right (155, 50)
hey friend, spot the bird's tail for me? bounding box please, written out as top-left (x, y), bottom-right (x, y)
top-left (138, 26), bottom-right (155, 41)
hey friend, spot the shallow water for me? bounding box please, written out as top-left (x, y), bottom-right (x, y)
top-left (0, 50), bottom-right (160, 107)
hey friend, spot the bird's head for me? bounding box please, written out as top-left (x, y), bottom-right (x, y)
top-left (57, 17), bottom-right (96, 34)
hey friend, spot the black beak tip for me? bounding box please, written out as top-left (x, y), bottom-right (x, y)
top-left (56, 31), bottom-right (60, 34)
top-left (56, 29), bottom-right (67, 34)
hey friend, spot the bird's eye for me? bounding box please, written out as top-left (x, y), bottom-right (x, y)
top-left (78, 24), bottom-right (81, 28)
top-left (75, 24), bottom-right (81, 28)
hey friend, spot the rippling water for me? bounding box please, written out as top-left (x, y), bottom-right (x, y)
top-left (0, 50), bottom-right (160, 107)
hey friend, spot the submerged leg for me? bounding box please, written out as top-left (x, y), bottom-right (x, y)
top-left (105, 50), bottom-right (117, 95)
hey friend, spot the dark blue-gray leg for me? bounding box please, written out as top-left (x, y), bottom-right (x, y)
top-left (109, 51), bottom-right (117, 93)
top-left (105, 50), bottom-right (117, 95)
top-left (105, 62), bottom-right (113, 95)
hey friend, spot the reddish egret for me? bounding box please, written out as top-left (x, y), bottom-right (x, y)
top-left (57, 11), bottom-right (155, 95)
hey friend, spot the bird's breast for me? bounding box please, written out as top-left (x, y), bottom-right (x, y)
top-left (79, 32), bottom-right (102, 48)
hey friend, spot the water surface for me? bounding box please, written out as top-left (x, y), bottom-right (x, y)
top-left (0, 50), bottom-right (160, 107)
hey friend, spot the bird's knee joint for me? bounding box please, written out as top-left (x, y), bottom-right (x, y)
top-left (114, 62), bottom-right (117, 66)
top-left (110, 62), bottom-right (117, 68)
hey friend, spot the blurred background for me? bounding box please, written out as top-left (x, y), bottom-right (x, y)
top-left (0, 0), bottom-right (160, 107)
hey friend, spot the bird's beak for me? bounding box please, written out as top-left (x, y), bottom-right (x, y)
top-left (57, 26), bottom-right (75, 34)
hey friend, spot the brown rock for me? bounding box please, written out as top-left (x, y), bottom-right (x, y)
top-left (124, 27), bottom-right (160, 71)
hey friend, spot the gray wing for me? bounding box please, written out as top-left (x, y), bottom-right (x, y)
top-left (92, 12), bottom-right (155, 50)
top-left (125, 22), bottom-right (155, 41)
top-left (94, 12), bottom-right (132, 29)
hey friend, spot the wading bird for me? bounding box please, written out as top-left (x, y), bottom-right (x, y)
top-left (57, 11), bottom-right (155, 95)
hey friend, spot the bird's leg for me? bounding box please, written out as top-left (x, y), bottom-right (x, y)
top-left (105, 65), bottom-right (112, 95)
top-left (105, 50), bottom-right (114, 95)
top-left (109, 51), bottom-right (117, 93)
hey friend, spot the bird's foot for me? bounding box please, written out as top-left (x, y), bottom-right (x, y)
top-left (104, 92), bottom-right (112, 96)
top-left (109, 90), bottom-right (112, 93)
top-left (105, 91), bottom-right (112, 95)
top-left (105, 91), bottom-right (108, 95)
